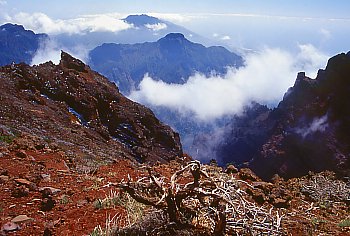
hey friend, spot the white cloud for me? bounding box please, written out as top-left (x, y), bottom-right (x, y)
top-left (6, 12), bottom-right (133, 35)
top-left (320, 28), bottom-right (331, 41)
top-left (212, 33), bottom-right (219, 38)
top-left (0, 0), bottom-right (7, 5)
top-left (31, 38), bottom-right (89, 65)
top-left (129, 45), bottom-right (329, 121)
top-left (296, 44), bottom-right (329, 78)
top-left (145, 23), bottom-right (167, 31)
top-left (295, 115), bottom-right (328, 138)
top-left (148, 12), bottom-right (199, 24)
top-left (221, 35), bottom-right (231, 40)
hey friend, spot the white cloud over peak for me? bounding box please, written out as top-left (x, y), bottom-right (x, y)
top-left (148, 12), bottom-right (199, 24)
top-left (145, 22), bottom-right (167, 31)
top-left (31, 38), bottom-right (89, 65)
top-left (6, 12), bottom-right (133, 35)
top-left (129, 45), bottom-right (329, 121)
top-left (221, 35), bottom-right (231, 40)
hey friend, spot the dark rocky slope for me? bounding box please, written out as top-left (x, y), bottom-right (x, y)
top-left (0, 52), bottom-right (182, 166)
top-left (0, 23), bottom-right (47, 66)
top-left (213, 52), bottom-right (350, 180)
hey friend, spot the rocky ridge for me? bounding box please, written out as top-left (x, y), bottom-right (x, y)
top-left (0, 51), bottom-right (182, 167)
top-left (212, 52), bottom-right (350, 180)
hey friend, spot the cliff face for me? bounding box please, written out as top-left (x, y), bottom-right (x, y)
top-left (0, 23), bottom-right (47, 66)
top-left (0, 52), bottom-right (182, 165)
top-left (249, 52), bottom-right (350, 179)
top-left (211, 53), bottom-right (350, 180)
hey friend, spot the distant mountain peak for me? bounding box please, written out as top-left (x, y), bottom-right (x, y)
top-left (0, 23), bottom-right (48, 66)
top-left (89, 34), bottom-right (243, 93)
top-left (123, 14), bottom-right (163, 27)
top-left (158, 33), bottom-right (188, 44)
top-left (0, 23), bottom-right (25, 32)
top-left (164, 33), bottom-right (185, 39)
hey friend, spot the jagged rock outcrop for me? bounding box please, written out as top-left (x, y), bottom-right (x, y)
top-left (213, 52), bottom-right (350, 180)
top-left (0, 51), bottom-right (182, 165)
top-left (250, 52), bottom-right (350, 179)
top-left (0, 23), bottom-right (47, 66)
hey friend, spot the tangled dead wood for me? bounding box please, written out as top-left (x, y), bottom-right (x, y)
top-left (113, 161), bottom-right (283, 235)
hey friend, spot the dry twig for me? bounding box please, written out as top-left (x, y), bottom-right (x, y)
top-left (117, 161), bottom-right (283, 235)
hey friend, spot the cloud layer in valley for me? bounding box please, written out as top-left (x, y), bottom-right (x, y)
top-left (130, 44), bottom-right (329, 121)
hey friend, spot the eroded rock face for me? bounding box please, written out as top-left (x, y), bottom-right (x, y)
top-left (212, 52), bottom-right (350, 180)
top-left (0, 23), bottom-right (48, 66)
top-left (0, 51), bottom-right (182, 165)
top-left (249, 52), bottom-right (350, 179)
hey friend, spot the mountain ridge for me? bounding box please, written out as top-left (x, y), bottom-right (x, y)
top-left (0, 23), bottom-right (47, 66)
top-left (0, 51), bottom-right (183, 165)
top-left (89, 33), bottom-right (243, 93)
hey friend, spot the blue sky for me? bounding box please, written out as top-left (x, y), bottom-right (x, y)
top-left (2, 0), bottom-right (350, 18)
top-left (1, 0), bottom-right (349, 55)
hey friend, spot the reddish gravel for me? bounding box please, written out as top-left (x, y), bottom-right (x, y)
top-left (0, 149), bottom-right (143, 235)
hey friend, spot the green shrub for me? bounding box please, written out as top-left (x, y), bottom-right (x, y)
top-left (0, 135), bottom-right (15, 144)
top-left (338, 218), bottom-right (350, 227)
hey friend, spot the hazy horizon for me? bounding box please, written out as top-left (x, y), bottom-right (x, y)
top-left (1, 0), bottom-right (349, 55)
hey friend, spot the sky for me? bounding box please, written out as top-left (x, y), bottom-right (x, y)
top-left (1, 0), bottom-right (350, 19)
top-left (1, 0), bottom-right (349, 54)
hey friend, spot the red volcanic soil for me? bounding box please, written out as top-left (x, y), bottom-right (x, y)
top-left (0, 146), bottom-right (349, 235)
top-left (0, 148), bottom-right (144, 235)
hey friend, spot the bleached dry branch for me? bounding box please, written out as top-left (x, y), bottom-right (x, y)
top-left (117, 161), bottom-right (283, 235)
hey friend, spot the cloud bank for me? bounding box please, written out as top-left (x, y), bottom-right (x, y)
top-left (130, 45), bottom-right (329, 121)
top-left (31, 38), bottom-right (89, 65)
top-left (5, 12), bottom-right (132, 35)
top-left (145, 23), bottom-right (167, 31)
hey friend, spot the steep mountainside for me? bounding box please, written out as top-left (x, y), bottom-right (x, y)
top-left (191, 103), bottom-right (273, 165)
top-left (214, 52), bottom-right (350, 180)
top-left (0, 51), bottom-right (182, 165)
top-left (0, 23), bottom-right (47, 66)
top-left (89, 33), bottom-right (243, 93)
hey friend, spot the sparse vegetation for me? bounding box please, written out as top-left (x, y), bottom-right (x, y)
top-left (93, 188), bottom-right (146, 226)
top-left (0, 134), bottom-right (15, 144)
top-left (300, 172), bottom-right (350, 204)
top-left (84, 176), bottom-right (104, 192)
top-left (90, 214), bottom-right (119, 236)
top-left (93, 190), bottom-right (118, 209)
top-left (112, 161), bottom-right (283, 235)
top-left (338, 218), bottom-right (350, 227)
top-left (59, 195), bottom-right (70, 205)
top-left (114, 191), bottom-right (146, 226)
